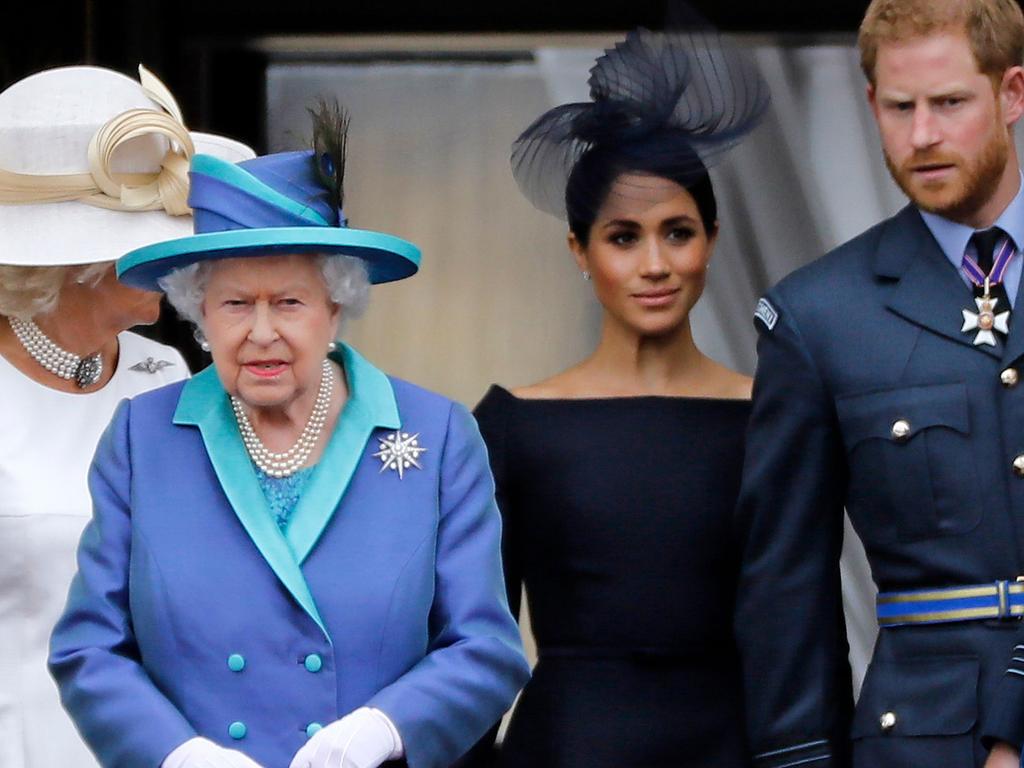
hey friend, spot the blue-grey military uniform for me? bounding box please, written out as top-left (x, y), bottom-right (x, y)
top-left (735, 198), bottom-right (1024, 768)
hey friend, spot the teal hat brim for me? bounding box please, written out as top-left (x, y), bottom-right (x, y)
top-left (117, 226), bottom-right (421, 290)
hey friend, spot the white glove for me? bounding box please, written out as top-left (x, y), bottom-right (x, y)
top-left (161, 737), bottom-right (266, 768)
top-left (288, 707), bottom-right (403, 768)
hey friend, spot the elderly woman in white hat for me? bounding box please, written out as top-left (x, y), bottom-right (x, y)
top-left (0, 65), bottom-right (252, 768)
top-left (49, 103), bottom-right (529, 768)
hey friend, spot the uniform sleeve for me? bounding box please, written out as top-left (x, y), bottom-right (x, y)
top-left (981, 639), bottom-right (1024, 748)
top-left (366, 402), bottom-right (531, 768)
top-left (48, 399), bottom-right (197, 768)
top-left (735, 292), bottom-right (854, 768)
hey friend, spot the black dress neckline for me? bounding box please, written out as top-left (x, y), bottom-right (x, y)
top-left (473, 385), bottom-right (751, 767)
top-left (485, 383), bottom-right (753, 406)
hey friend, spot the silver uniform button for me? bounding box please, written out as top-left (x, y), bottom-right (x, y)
top-left (1014, 456), bottom-right (1024, 477)
top-left (891, 419), bottom-right (911, 441)
top-left (879, 711), bottom-right (897, 732)
top-left (1003, 368), bottom-right (1020, 387)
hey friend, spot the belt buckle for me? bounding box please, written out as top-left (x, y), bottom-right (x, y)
top-left (991, 581), bottom-right (1024, 622)
top-left (984, 579), bottom-right (1024, 624)
top-left (1006, 577), bottom-right (1024, 620)
top-left (997, 580), bottom-right (1010, 618)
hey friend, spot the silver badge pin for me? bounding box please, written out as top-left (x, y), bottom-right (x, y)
top-left (130, 357), bottom-right (175, 374)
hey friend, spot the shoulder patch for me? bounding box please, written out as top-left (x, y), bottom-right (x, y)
top-left (754, 297), bottom-right (778, 330)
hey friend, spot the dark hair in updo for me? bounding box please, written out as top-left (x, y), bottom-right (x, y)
top-left (565, 136), bottom-right (718, 247)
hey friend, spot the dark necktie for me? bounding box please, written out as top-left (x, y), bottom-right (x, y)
top-left (969, 227), bottom-right (1013, 322)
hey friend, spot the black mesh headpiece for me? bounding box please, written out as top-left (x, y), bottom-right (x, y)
top-left (511, 26), bottom-right (771, 222)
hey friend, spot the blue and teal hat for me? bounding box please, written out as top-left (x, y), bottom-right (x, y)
top-left (116, 149), bottom-right (420, 290)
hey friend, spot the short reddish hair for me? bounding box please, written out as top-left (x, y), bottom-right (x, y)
top-left (859, 0), bottom-right (1024, 84)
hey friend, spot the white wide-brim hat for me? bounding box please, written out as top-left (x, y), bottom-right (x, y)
top-left (0, 65), bottom-right (254, 267)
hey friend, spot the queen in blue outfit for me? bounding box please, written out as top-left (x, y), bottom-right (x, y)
top-left (48, 104), bottom-right (530, 768)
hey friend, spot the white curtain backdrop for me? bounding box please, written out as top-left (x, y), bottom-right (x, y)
top-left (266, 36), bottom-right (1021, 696)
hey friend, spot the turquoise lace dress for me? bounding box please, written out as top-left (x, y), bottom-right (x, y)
top-left (255, 467), bottom-right (315, 531)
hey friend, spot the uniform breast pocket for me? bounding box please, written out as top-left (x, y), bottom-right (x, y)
top-left (851, 656), bottom-right (978, 768)
top-left (836, 382), bottom-right (980, 542)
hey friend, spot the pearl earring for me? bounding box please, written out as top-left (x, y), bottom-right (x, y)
top-left (327, 341), bottom-right (337, 353)
top-left (200, 340), bottom-right (211, 352)
top-left (582, 271), bottom-right (592, 281)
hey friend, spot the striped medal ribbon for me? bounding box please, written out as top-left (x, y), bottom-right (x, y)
top-left (960, 236), bottom-right (1014, 347)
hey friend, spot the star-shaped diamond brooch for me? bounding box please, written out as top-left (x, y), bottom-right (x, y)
top-left (961, 295), bottom-right (1010, 347)
top-left (372, 431), bottom-right (427, 479)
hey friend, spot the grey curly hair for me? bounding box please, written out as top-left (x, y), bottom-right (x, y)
top-left (158, 253), bottom-right (370, 337)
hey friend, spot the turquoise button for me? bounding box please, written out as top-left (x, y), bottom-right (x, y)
top-left (228, 721), bottom-right (247, 740)
top-left (304, 653), bottom-right (323, 673)
top-left (227, 654), bottom-right (245, 672)
top-left (306, 722), bottom-right (323, 738)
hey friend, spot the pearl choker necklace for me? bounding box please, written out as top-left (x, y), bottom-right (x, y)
top-left (231, 359), bottom-right (335, 478)
top-left (9, 317), bottom-right (103, 388)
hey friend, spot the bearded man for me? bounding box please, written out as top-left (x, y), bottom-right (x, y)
top-left (734, 1), bottom-right (1024, 766)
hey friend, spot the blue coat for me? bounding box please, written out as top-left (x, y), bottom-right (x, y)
top-left (735, 206), bottom-right (1024, 768)
top-left (49, 344), bottom-right (530, 768)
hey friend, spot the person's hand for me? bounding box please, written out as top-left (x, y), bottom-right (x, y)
top-left (161, 737), bottom-right (265, 768)
top-left (288, 707), bottom-right (401, 768)
top-left (984, 742), bottom-right (1020, 768)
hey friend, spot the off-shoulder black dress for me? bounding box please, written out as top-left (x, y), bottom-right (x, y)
top-left (474, 385), bottom-right (751, 768)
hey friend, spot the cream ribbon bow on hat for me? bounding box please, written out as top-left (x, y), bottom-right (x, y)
top-left (0, 65), bottom-right (195, 215)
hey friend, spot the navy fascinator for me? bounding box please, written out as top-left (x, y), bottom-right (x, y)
top-left (511, 24), bottom-right (771, 221)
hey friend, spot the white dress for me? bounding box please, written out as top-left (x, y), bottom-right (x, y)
top-left (0, 331), bottom-right (188, 768)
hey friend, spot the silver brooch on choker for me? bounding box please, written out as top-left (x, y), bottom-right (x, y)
top-left (9, 316), bottom-right (103, 388)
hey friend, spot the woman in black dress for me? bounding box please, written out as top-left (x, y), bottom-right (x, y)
top-left (474, 27), bottom-right (770, 768)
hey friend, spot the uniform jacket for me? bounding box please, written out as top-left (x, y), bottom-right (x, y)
top-left (736, 205), bottom-right (1024, 768)
top-left (49, 344), bottom-right (530, 768)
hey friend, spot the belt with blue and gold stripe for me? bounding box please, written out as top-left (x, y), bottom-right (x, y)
top-left (877, 580), bottom-right (1024, 626)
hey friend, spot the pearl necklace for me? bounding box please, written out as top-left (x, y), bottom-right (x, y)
top-left (231, 359), bottom-right (335, 478)
top-left (9, 316), bottom-right (103, 388)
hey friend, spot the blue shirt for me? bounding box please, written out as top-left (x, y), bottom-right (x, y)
top-left (255, 466), bottom-right (314, 531)
top-left (920, 173), bottom-right (1024, 307)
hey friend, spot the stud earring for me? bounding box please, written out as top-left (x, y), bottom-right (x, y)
top-left (194, 328), bottom-right (210, 353)
top-left (327, 341), bottom-right (338, 353)
top-left (582, 271), bottom-right (592, 281)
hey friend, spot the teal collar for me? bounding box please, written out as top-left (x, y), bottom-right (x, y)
top-left (173, 343), bottom-right (401, 639)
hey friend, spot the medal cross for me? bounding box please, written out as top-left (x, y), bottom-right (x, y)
top-left (961, 295), bottom-right (1010, 346)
